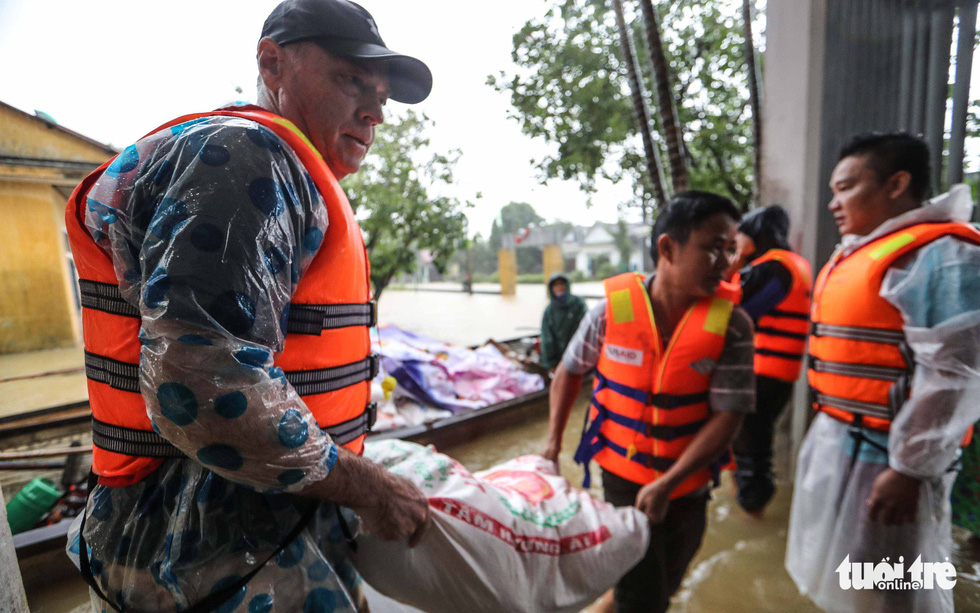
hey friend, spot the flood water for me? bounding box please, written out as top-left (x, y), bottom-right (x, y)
top-left (20, 283), bottom-right (980, 612)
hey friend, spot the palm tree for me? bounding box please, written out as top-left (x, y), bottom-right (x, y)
top-left (611, 0), bottom-right (668, 217)
top-left (637, 0), bottom-right (688, 192)
top-left (742, 0), bottom-right (762, 208)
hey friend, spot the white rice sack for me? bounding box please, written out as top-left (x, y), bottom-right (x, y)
top-left (355, 440), bottom-right (649, 613)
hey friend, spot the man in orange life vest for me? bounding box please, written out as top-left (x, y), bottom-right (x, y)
top-left (728, 205), bottom-right (812, 514)
top-left (785, 133), bottom-right (980, 613)
top-left (543, 191), bottom-right (756, 613)
top-left (64, 1), bottom-right (433, 610)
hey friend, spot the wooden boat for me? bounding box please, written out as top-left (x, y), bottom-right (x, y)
top-left (6, 334), bottom-right (552, 561)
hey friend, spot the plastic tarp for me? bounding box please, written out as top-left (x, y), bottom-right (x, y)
top-left (372, 325), bottom-right (545, 414)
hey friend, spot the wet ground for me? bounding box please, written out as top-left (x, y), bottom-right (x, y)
top-left (451, 398), bottom-right (980, 612)
top-left (15, 282), bottom-right (980, 611)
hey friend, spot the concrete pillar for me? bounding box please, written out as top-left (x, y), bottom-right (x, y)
top-left (0, 484), bottom-right (30, 612)
top-left (498, 249), bottom-right (516, 296)
top-left (761, 0), bottom-right (828, 467)
top-left (541, 244), bottom-right (563, 292)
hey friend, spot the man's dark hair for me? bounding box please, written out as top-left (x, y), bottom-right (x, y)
top-left (838, 132), bottom-right (931, 201)
top-left (650, 190), bottom-right (741, 265)
top-left (738, 204), bottom-right (790, 255)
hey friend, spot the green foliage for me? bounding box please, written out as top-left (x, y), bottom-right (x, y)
top-left (593, 256), bottom-right (617, 280)
top-left (450, 232), bottom-right (498, 278)
top-left (517, 273), bottom-right (546, 284)
top-left (613, 219), bottom-right (632, 270)
top-left (488, 201), bottom-right (545, 274)
top-left (344, 111), bottom-right (471, 300)
top-left (488, 201), bottom-right (545, 249)
top-left (489, 0), bottom-right (758, 209)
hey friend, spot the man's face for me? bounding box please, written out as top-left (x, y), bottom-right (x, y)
top-left (551, 279), bottom-right (568, 297)
top-left (828, 154), bottom-right (894, 236)
top-left (660, 213), bottom-right (738, 298)
top-left (275, 45), bottom-right (389, 179)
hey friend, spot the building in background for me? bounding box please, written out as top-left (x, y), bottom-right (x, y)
top-left (561, 222), bottom-right (652, 276)
top-left (0, 101), bottom-right (115, 354)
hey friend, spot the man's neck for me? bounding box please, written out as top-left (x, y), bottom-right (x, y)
top-left (861, 198), bottom-right (922, 238)
top-left (648, 273), bottom-right (697, 341)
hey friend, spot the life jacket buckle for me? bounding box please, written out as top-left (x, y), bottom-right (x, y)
top-left (369, 353), bottom-right (380, 380)
top-left (365, 401), bottom-right (378, 431)
top-left (368, 300), bottom-right (378, 327)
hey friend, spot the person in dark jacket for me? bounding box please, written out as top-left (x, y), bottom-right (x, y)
top-left (731, 205), bottom-right (812, 514)
top-left (540, 273), bottom-right (588, 372)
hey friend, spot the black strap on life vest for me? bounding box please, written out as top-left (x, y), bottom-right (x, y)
top-left (283, 354), bottom-right (380, 396)
top-left (84, 351), bottom-right (140, 393)
top-left (83, 351), bottom-right (379, 399)
top-left (77, 279), bottom-right (377, 337)
top-left (91, 402), bottom-right (377, 458)
top-left (287, 301), bottom-right (377, 335)
top-left (78, 280), bottom-right (140, 318)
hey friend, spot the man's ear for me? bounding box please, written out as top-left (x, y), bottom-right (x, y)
top-left (885, 170), bottom-right (913, 201)
top-left (257, 37), bottom-right (286, 92)
top-left (656, 233), bottom-right (675, 265)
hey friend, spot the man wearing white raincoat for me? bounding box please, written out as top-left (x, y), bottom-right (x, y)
top-left (786, 132), bottom-right (980, 613)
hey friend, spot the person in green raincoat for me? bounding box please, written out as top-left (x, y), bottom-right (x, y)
top-left (540, 273), bottom-right (588, 372)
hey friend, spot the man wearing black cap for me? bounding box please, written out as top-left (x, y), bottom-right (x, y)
top-left (728, 205), bottom-right (812, 514)
top-left (65, 1), bottom-right (432, 611)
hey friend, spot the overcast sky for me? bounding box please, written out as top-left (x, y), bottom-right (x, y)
top-left (0, 0), bottom-right (637, 237)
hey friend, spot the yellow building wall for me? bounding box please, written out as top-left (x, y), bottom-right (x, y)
top-left (0, 180), bottom-right (79, 353)
top-left (0, 104), bottom-right (112, 163)
top-left (0, 103), bottom-right (114, 354)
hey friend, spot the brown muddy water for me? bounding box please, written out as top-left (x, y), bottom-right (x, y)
top-left (18, 284), bottom-right (980, 611)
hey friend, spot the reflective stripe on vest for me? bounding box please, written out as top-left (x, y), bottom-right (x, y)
top-left (91, 404), bottom-right (377, 459)
top-left (76, 267), bottom-right (375, 335)
top-left (750, 249), bottom-right (812, 381)
top-left (808, 222), bottom-right (980, 435)
top-left (66, 105), bottom-right (376, 486)
top-left (574, 272), bottom-right (735, 498)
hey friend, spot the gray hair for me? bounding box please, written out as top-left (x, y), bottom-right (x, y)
top-left (256, 74), bottom-right (274, 109)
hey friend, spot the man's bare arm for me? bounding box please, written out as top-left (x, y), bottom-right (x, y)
top-left (302, 448), bottom-right (430, 546)
top-left (635, 411), bottom-right (743, 522)
top-left (542, 363), bottom-right (585, 465)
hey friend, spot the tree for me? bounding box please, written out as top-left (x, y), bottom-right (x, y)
top-left (344, 111), bottom-right (470, 300)
top-left (488, 201), bottom-right (545, 249)
top-left (613, 219), bottom-right (633, 271)
top-left (490, 0), bottom-right (756, 209)
top-left (742, 0), bottom-right (762, 208)
top-left (487, 201), bottom-right (547, 274)
top-left (487, 0), bottom-right (637, 195)
top-left (612, 0), bottom-right (667, 215)
top-left (637, 0), bottom-right (688, 192)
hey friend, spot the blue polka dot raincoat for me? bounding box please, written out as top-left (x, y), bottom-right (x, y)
top-left (66, 110), bottom-right (365, 612)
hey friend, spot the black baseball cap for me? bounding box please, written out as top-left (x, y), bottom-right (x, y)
top-left (261, 0), bottom-right (432, 104)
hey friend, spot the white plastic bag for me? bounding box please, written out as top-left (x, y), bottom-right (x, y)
top-left (355, 440), bottom-right (649, 613)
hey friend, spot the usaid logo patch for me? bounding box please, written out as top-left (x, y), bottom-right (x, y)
top-left (605, 344), bottom-right (643, 366)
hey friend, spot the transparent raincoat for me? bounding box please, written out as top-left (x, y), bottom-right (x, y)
top-left (66, 111), bottom-right (368, 612)
top-left (785, 186), bottom-right (980, 613)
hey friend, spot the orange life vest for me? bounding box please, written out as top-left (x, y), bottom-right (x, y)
top-left (749, 249), bottom-right (812, 382)
top-left (574, 272), bottom-right (738, 498)
top-left (66, 106), bottom-right (377, 486)
top-left (808, 222), bottom-right (980, 434)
